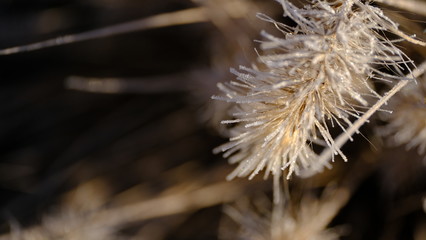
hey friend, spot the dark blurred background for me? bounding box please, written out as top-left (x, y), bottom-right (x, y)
top-left (0, 0), bottom-right (216, 234)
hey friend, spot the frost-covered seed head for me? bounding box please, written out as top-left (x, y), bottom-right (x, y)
top-left (213, 0), bottom-right (416, 187)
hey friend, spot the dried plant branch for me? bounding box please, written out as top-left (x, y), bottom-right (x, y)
top-left (0, 7), bottom-right (206, 55)
top-left (0, 1), bottom-right (252, 55)
top-left (0, 180), bottom-right (252, 240)
top-left (94, 180), bottom-right (243, 226)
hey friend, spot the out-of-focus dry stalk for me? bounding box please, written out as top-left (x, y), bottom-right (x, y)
top-left (415, 221), bottom-right (426, 240)
top-left (0, 1), bottom-right (252, 55)
top-left (376, 0), bottom-right (426, 16)
top-left (1, 158), bottom-right (269, 239)
top-left (0, 179), bottom-right (258, 240)
top-left (94, 180), bottom-right (243, 226)
top-left (423, 197), bottom-right (426, 213)
top-left (65, 73), bottom-right (194, 94)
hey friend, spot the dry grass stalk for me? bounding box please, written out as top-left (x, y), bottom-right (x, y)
top-left (380, 61), bottom-right (426, 156)
top-left (0, 1), bottom-right (252, 55)
top-left (1, 180), bottom-right (252, 240)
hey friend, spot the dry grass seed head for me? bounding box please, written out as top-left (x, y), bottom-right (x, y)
top-left (214, 0), bottom-right (417, 191)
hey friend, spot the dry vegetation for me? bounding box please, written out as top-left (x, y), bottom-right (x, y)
top-left (0, 0), bottom-right (425, 239)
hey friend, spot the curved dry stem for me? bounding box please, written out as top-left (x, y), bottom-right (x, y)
top-left (0, 7), bottom-right (211, 55)
top-left (302, 61), bottom-right (426, 177)
top-left (0, 1), bottom-right (252, 55)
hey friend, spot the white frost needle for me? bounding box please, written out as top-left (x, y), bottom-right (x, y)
top-left (214, 0), bottom-right (421, 191)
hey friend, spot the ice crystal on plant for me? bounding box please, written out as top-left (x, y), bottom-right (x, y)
top-left (213, 0), bottom-right (416, 184)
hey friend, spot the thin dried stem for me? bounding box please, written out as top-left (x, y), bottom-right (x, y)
top-left (302, 61), bottom-right (426, 177)
top-left (93, 180), bottom-right (244, 227)
top-left (0, 2), bottom-right (251, 55)
top-left (0, 7), bottom-right (208, 55)
top-left (65, 74), bottom-right (193, 94)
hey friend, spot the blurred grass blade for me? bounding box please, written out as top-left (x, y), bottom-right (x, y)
top-left (0, 7), bottom-right (209, 55)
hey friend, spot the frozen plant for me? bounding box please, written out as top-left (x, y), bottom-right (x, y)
top-left (213, 0), bottom-right (421, 194)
